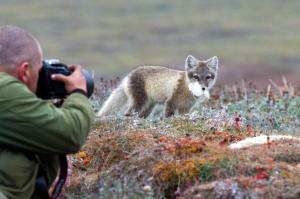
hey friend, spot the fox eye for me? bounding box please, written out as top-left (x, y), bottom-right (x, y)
top-left (206, 75), bottom-right (213, 80)
top-left (193, 74), bottom-right (200, 80)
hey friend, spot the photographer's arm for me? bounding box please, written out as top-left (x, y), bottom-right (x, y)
top-left (0, 74), bottom-right (94, 154)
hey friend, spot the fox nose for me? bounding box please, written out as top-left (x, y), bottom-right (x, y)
top-left (202, 87), bottom-right (206, 91)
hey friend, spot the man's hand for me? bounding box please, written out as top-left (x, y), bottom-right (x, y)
top-left (51, 64), bottom-right (87, 94)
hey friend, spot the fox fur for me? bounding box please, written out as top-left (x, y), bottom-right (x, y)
top-left (229, 135), bottom-right (300, 149)
top-left (97, 55), bottom-right (219, 118)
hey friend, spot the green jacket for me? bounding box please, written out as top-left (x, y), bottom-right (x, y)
top-left (0, 72), bottom-right (94, 199)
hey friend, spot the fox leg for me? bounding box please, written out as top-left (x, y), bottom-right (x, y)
top-left (164, 100), bottom-right (176, 117)
top-left (139, 103), bottom-right (155, 118)
top-left (124, 103), bottom-right (134, 116)
top-left (125, 99), bottom-right (148, 117)
top-left (178, 107), bottom-right (190, 114)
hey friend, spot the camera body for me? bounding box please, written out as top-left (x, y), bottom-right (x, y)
top-left (36, 59), bottom-right (94, 99)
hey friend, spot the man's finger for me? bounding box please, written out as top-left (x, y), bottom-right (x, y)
top-left (51, 74), bottom-right (68, 82)
top-left (68, 64), bottom-right (82, 71)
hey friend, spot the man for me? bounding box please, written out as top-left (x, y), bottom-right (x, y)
top-left (0, 25), bottom-right (94, 198)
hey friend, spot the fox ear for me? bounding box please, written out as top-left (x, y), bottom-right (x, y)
top-left (185, 55), bottom-right (198, 69)
top-left (207, 56), bottom-right (218, 71)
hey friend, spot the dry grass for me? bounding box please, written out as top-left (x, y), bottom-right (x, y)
top-left (62, 78), bottom-right (300, 199)
top-left (63, 125), bottom-right (300, 198)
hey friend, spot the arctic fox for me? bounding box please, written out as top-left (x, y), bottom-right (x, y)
top-left (97, 55), bottom-right (219, 118)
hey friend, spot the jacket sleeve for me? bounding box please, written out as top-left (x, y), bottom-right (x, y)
top-left (0, 77), bottom-right (94, 154)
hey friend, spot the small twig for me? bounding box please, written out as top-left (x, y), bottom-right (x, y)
top-left (267, 136), bottom-right (271, 149)
top-left (242, 79), bottom-right (247, 101)
top-left (232, 85), bottom-right (238, 101)
top-left (269, 79), bottom-right (282, 96)
top-left (282, 76), bottom-right (289, 96)
top-left (266, 84), bottom-right (272, 99)
top-left (282, 76), bottom-right (288, 90)
top-left (289, 82), bottom-right (295, 98)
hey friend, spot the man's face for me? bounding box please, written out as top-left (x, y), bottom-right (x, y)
top-left (26, 43), bottom-right (43, 93)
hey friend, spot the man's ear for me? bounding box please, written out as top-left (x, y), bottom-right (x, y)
top-left (16, 62), bottom-right (30, 84)
top-left (185, 55), bottom-right (198, 70)
top-left (207, 56), bottom-right (218, 72)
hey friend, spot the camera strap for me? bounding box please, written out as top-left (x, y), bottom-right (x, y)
top-left (50, 155), bottom-right (68, 199)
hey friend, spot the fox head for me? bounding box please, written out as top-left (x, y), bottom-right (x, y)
top-left (185, 55), bottom-right (219, 99)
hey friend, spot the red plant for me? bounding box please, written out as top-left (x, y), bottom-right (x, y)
top-left (234, 116), bottom-right (241, 132)
top-left (254, 166), bottom-right (269, 180)
top-left (267, 136), bottom-right (271, 149)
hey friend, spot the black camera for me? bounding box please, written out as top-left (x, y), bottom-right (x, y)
top-left (36, 59), bottom-right (94, 99)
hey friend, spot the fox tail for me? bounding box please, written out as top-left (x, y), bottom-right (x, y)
top-left (96, 83), bottom-right (127, 117)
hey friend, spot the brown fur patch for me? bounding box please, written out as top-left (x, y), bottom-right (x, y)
top-left (128, 70), bottom-right (147, 111)
top-left (198, 62), bottom-right (207, 67)
top-left (164, 73), bottom-right (195, 117)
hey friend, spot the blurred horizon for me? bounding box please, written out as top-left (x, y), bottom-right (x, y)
top-left (1, 0), bottom-right (300, 87)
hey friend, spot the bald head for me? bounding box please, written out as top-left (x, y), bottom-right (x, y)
top-left (0, 25), bottom-right (42, 72)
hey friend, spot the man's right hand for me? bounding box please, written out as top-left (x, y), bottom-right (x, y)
top-left (51, 64), bottom-right (87, 94)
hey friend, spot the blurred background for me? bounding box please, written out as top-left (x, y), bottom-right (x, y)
top-left (1, 0), bottom-right (299, 88)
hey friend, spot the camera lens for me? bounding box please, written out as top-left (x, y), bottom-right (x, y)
top-left (82, 69), bottom-right (94, 98)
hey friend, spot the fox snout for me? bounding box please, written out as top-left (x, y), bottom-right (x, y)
top-left (188, 82), bottom-right (210, 99)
